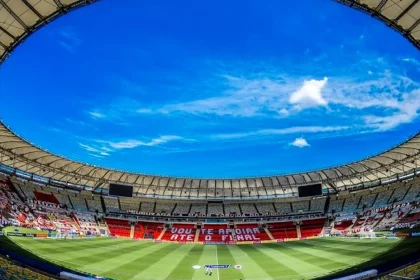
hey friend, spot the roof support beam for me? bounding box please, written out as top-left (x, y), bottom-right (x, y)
top-left (0, 0), bottom-right (29, 30)
top-left (0, 25), bottom-right (16, 40)
top-left (21, 0), bottom-right (44, 20)
top-left (408, 18), bottom-right (420, 33)
top-left (394, 0), bottom-right (419, 23)
top-left (375, 0), bottom-right (388, 12)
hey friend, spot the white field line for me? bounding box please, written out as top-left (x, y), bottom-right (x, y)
top-left (216, 245), bottom-right (220, 280)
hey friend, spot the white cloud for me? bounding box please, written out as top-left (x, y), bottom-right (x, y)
top-left (58, 30), bottom-right (81, 52)
top-left (289, 137), bottom-right (310, 148)
top-left (107, 135), bottom-right (186, 149)
top-left (88, 111), bottom-right (106, 119)
top-left (79, 135), bottom-right (190, 158)
top-left (289, 77), bottom-right (328, 110)
top-left (213, 126), bottom-right (348, 140)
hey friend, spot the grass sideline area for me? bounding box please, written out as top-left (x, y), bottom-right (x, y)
top-left (3, 234), bottom-right (420, 280)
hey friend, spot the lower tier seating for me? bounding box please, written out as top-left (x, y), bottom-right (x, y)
top-left (266, 221), bottom-right (298, 239)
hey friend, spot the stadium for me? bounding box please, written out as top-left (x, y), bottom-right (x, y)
top-left (0, 0), bottom-right (420, 280)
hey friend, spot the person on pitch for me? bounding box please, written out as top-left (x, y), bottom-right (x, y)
top-left (209, 267), bottom-right (213, 276)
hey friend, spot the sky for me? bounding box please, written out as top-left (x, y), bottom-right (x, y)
top-left (0, 0), bottom-right (420, 178)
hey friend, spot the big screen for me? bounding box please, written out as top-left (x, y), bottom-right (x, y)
top-left (298, 184), bottom-right (322, 198)
top-left (109, 183), bottom-right (133, 197)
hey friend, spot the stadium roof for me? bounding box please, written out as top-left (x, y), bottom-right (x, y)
top-left (0, 0), bottom-right (420, 198)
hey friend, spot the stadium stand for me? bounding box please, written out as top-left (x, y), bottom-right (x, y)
top-left (119, 197), bottom-right (140, 211)
top-left (154, 202), bottom-right (175, 215)
top-left (300, 218), bottom-right (326, 238)
top-left (140, 201), bottom-right (155, 213)
top-left (380, 261), bottom-right (420, 280)
top-left (160, 223), bottom-right (196, 241)
top-left (242, 203), bottom-right (259, 215)
top-left (198, 224), bottom-right (231, 242)
top-left (189, 204), bottom-right (206, 215)
top-left (342, 196), bottom-right (360, 213)
top-left (328, 197), bottom-right (344, 212)
top-left (173, 203), bottom-right (190, 215)
top-left (0, 256), bottom-right (55, 280)
top-left (105, 218), bottom-right (131, 237)
top-left (104, 197), bottom-right (120, 213)
top-left (207, 204), bottom-right (223, 216)
top-left (267, 221), bottom-right (298, 239)
top-left (86, 196), bottom-right (103, 212)
top-left (69, 195), bottom-right (88, 212)
top-left (235, 223), bottom-right (271, 240)
top-left (224, 203), bottom-right (240, 215)
top-left (255, 202), bottom-right (275, 214)
top-left (136, 221), bottom-right (163, 239)
top-left (310, 198), bottom-right (326, 212)
top-left (292, 200), bottom-right (309, 213)
top-left (274, 202), bottom-right (292, 214)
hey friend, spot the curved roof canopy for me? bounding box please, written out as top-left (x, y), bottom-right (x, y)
top-left (0, 0), bottom-right (420, 198)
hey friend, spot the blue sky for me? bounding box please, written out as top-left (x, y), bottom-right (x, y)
top-left (0, 0), bottom-right (420, 178)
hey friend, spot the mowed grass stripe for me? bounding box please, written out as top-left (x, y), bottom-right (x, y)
top-left (56, 241), bottom-right (157, 265)
top-left (300, 240), bottom-right (393, 257)
top-left (311, 238), bottom-right (397, 250)
top-left (291, 241), bottom-right (380, 261)
top-left (103, 243), bottom-right (180, 278)
top-left (165, 244), bottom-right (205, 280)
top-left (255, 244), bottom-right (327, 279)
top-left (135, 243), bottom-right (197, 280)
top-left (217, 245), bottom-right (245, 280)
top-left (277, 242), bottom-right (355, 271)
top-left (238, 244), bottom-right (298, 278)
top-left (191, 245), bottom-right (218, 280)
top-left (83, 242), bottom-right (174, 279)
top-left (228, 245), bottom-right (267, 280)
top-left (13, 238), bottom-right (132, 255)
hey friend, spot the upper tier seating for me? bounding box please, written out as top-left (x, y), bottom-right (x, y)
top-left (357, 193), bottom-right (377, 209)
top-left (69, 195), bottom-right (88, 212)
top-left (104, 197), bottom-right (120, 213)
top-left (403, 184), bottom-right (420, 202)
top-left (255, 202), bottom-right (275, 214)
top-left (207, 204), bottom-right (223, 215)
top-left (224, 204), bottom-right (240, 215)
top-left (274, 202), bottom-right (292, 214)
top-left (190, 204), bottom-right (206, 215)
top-left (328, 197), bottom-right (344, 212)
top-left (373, 190), bottom-right (393, 208)
top-left (55, 193), bottom-right (72, 208)
top-left (119, 197), bottom-right (140, 211)
top-left (267, 221), bottom-right (298, 239)
top-left (310, 198), bottom-right (326, 212)
top-left (173, 203), bottom-right (190, 215)
top-left (292, 201), bottom-right (309, 213)
top-left (300, 218), bottom-right (326, 238)
top-left (342, 196), bottom-right (360, 212)
top-left (86, 196), bottom-right (103, 212)
top-left (242, 203), bottom-right (258, 215)
top-left (140, 201), bottom-right (155, 213)
top-left (388, 183), bottom-right (410, 203)
top-left (154, 202), bottom-right (175, 214)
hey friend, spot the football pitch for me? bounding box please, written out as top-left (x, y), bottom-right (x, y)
top-left (6, 236), bottom-right (420, 280)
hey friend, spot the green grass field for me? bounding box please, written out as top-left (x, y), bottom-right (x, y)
top-left (6, 236), bottom-right (420, 280)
